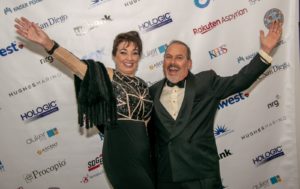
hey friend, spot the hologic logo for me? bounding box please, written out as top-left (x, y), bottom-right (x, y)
top-left (23, 160), bottom-right (66, 183)
top-left (218, 92), bottom-right (249, 110)
top-left (20, 101), bottom-right (59, 122)
top-left (214, 125), bottom-right (234, 138)
top-left (194, 0), bottom-right (210, 9)
top-left (138, 12), bottom-right (173, 33)
top-left (252, 146), bottom-right (285, 167)
top-left (88, 154), bottom-right (103, 171)
top-left (0, 42), bottom-right (24, 57)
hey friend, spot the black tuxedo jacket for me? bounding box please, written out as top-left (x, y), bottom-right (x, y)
top-left (149, 54), bottom-right (270, 183)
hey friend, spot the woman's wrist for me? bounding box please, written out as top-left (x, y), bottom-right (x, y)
top-left (45, 40), bottom-right (59, 55)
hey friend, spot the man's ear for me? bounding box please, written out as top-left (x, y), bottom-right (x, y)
top-left (188, 60), bottom-right (192, 70)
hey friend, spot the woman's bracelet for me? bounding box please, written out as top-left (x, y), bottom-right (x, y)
top-left (46, 40), bottom-right (59, 55)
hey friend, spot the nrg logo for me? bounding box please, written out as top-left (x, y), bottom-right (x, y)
top-left (194, 0), bottom-right (210, 9)
top-left (0, 41), bottom-right (24, 57)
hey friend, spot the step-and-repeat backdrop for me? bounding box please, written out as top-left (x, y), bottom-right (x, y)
top-left (0, 0), bottom-right (299, 189)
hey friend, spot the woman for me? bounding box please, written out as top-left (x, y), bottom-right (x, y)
top-left (15, 17), bottom-right (154, 189)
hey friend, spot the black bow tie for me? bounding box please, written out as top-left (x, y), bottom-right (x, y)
top-left (166, 79), bottom-right (185, 88)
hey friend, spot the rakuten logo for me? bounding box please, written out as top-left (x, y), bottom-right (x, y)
top-left (0, 42), bottom-right (23, 57)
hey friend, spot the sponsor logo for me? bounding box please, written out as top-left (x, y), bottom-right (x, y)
top-left (40, 55), bottom-right (54, 64)
top-left (258, 62), bottom-right (290, 81)
top-left (74, 15), bottom-right (112, 36)
top-left (37, 142), bottom-right (58, 155)
top-left (241, 116), bottom-right (286, 140)
top-left (8, 72), bottom-right (62, 97)
top-left (25, 128), bottom-right (59, 145)
top-left (267, 95), bottom-right (280, 109)
top-left (20, 100), bottom-right (59, 122)
top-left (194, 0), bottom-right (210, 9)
top-left (252, 146), bottom-right (284, 167)
top-left (3, 0), bottom-right (43, 15)
top-left (38, 15), bottom-right (68, 30)
top-left (82, 48), bottom-right (105, 61)
top-left (0, 160), bottom-right (5, 172)
top-left (209, 44), bottom-right (228, 60)
top-left (249, 0), bottom-right (264, 6)
top-left (90, 0), bottom-right (112, 9)
top-left (0, 42), bottom-right (24, 57)
top-left (219, 149), bottom-right (232, 160)
top-left (264, 9), bottom-right (284, 29)
top-left (237, 52), bottom-right (257, 64)
top-left (124, 0), bottom-right (142, 7)
top-left (252, 175), bottom-right (282, 189)
top-left (88, 154), bottom-right (103, 171)
top-left (143, 44), bottom-right (167, 58)
top-left (193, 8), bottom-right (248, 35)
top-left (149, 60), bottom-right (163, 71)
top-left (138, 12), bottom-right (173, 33)
top-left (214, 125), bottom-right (234, 138)
top-left (23, 160), bottom-right (66, 183)
top-left (218, 92), bottom-right (249, 110)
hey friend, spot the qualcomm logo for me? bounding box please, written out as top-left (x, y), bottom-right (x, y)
top-left (20, 101), bottom-right (59, 122)
top-left (138, 12), bottom-right (173, 33)
top-left (252, 175), bottom-right (282, 189)
top-left (0, 42), bottom-right (24, 57)
top-left (214, 125), bottom-right (234, 138)
top-left (218, 92), bottom-right (249, 110)
top-left (252, 146), bottom-right (285, 167)
top-left (194, 0), bottom-right (210, 9)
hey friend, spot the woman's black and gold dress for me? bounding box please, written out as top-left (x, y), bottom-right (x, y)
top-left (75, 60), bottom-right (154, 189)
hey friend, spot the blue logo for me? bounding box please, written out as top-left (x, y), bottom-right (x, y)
top-left (143, 44), bottom-right (167, 58)
top-left (194, 0), bottom-right (210, 8)
top-left (252, 146), bottom-right (285, 167)
top-left (47, 128), bottom-right (59, 137)
top-left (138, 13), bottom-right (173, 33)
top-left (0, 42), bottom-right (23, 57)
top-left (218, 92), bottom-right (249, 110)
top-left (270, 175), bottom-right (282, 184)
top-left (20, 101), bottom-right (59, 122)
top-left (0, 160), bottom-right (5, 172)
top-left (214, 125), bottom-right (234, 138)
top-left (264, 8), bottom-right (284, 29)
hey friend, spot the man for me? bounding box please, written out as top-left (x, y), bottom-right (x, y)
top-left (149, 21), bottom-right (282, 189)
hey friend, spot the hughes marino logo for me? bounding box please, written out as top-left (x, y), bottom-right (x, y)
top-left (218, 92), bottom-right (249, 110)
top-left (124, 0), bottom-right (142, 7)
top-left (23, 160), bottom-right (66, 183)
top-left (252, 146), bottom-right (285, 167)
top-left (3, 0), bottom-right (43, 15)
top-left (20, 101), bottom-right (59, 122)
top-left (194, 0), bottom-right (210, 9)
top-left (0, 42), bottom-right (24, 57)
top-left (138, 12), bottom-right (173, 33)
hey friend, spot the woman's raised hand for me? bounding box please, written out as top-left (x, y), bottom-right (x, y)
top-left (15, 17), bottom-right (54, 50)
